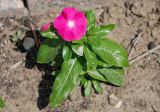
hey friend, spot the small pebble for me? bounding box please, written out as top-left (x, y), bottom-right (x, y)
top-left (0, 50), bottom-right (2, 54)
top-left (148, 41), bottom-right (156, 50)
top-left (0, 22), bottom-right (4, 27)
top-left (2, 53), bottom-right (5, 57)
top-left (0, 43), bottom-right (4, 48)
top-left (49, 13), bottom-right (54, 18)
top-left (9, 19), bottom-right (14, 22)
top-left (108, 94), bottom-right (122, 108)
top-left (23, 37), bottom-right (35, 50)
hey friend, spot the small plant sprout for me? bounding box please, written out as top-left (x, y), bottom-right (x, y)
top-left (10, 31), bottom-right (24, 43)
top-left (37, 7), bottom-right (129, 108)
top-left (0, 96), bottom-right (5, 110)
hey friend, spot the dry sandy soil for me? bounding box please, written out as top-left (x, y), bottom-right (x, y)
top-left (0, 0), bottom-right (160, 112)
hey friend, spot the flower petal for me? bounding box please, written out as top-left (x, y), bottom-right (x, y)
top-left (74, 25), bottom-right (86, 40)
top-left (54, 15), bottom-right (67, 30)
top-left (74, 12), bottom-right (87, 27)
top-left (64, 30), bottom-right (75, 41)
top-left (62, 7), bottom-right (77, 19)
top-left (41, 22), bottom-right (51, 31)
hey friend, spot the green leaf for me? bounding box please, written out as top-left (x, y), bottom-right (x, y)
top-left (87, 24), bottom-right (116, 37)
top-left (86, 10), bottom-right (96, 30)
top-left (84, 80), bottom-right (92, 96)
top-left (94, 24), bottom-right (116, 36)
top-left (80, 77), bottom-right (88, 87)
top-left (72, 37), bottom-right (86, 44)
top-left (0, 97), bottom-right (5, 109)
top-left (96, 55), bottom-right (111, 67)
top-left (89, 38), bottom-right (129, 67)
top-left (71, 44), bottom-right (84, 56)
top-left (37, 39), bottom-right (61, 64)
top-left (87, 69), bottom-right (107, 82)
top-left (80, 77), bottom-right (92, 97)
top-left (92, 80), bottom-right (103, 94)
top-left (80, 70), bottom-right (86, 76)
top-left (10, 37), bottom-right (18, 42)
top-left (98, 67), bottom-right (125, 86)
top-left (40, 27), bottom-right (59, 39)
top-left (77, 57), bottom-right (87, 73)
top-left (97, 59), bottom-right (110, 67)
top-left (50, 58), bottom-right (82, 108)
top-left (84, 45), bottom-right (97, 68)
top-left (62, 46), bottom-right (72, 60)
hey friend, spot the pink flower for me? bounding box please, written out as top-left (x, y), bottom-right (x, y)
top-left (54, 7), bottom-right (87, 42)
top-left (41, 23), bottom-right (51, 31)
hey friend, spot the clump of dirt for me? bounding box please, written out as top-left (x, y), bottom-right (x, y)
top-left (0, 0), bottom-right (160, 112)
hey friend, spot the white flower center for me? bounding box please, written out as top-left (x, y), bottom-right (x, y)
top-left (67, 20), bottom-right (75, 28)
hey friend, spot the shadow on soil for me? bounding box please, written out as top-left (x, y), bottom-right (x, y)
top-left (13, 30), bottom-right (55, 110)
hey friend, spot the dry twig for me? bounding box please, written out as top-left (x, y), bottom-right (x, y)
top-left (96, 9), bottom-right (104, 19)
top-left (25, 3), bottom-right (39, 47)
top-left (29, 22), bottom-right (39, 47)
top-left (129, 45), bottom-right (160, 65)
top-left (128, 31), bottom-right (142, 59)
top-left (10, 60), bottom-right (24, 70)
top-left (128, 36), bottom-right (139, 59)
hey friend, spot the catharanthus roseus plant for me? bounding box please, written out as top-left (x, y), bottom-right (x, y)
top-left (37, 7), bottom-right (129, 108)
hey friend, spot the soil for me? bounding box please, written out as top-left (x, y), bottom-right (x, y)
top-left (0, 0), bottom-right (160, 112)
